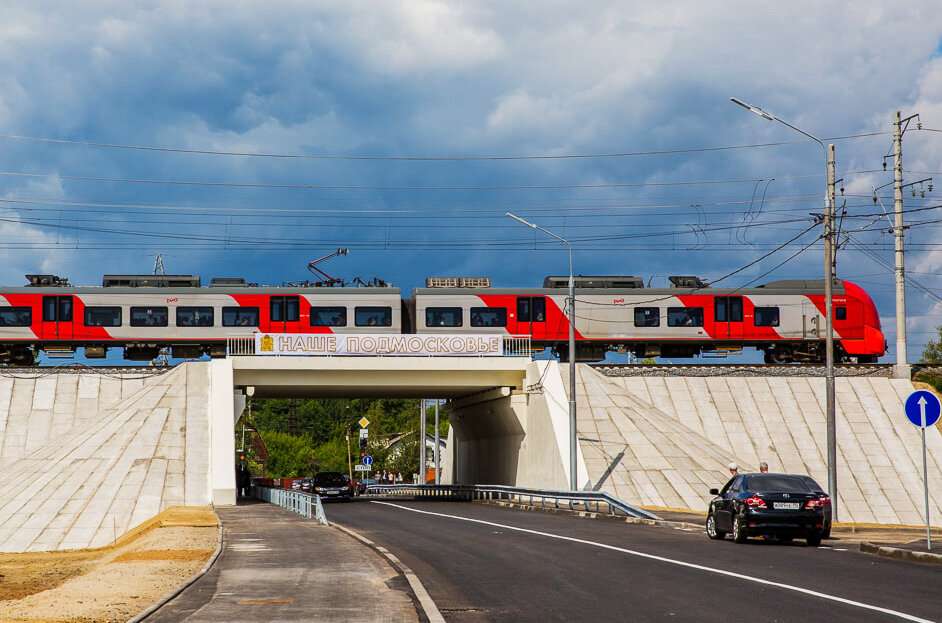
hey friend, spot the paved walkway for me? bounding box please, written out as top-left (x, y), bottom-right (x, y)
top-left (146, 501), bottom-right (418, 622)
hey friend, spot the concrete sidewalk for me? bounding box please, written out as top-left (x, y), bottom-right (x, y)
top-left (145, 501), bottom-right (419, 622)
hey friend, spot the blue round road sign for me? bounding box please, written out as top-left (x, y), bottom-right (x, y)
top-left (362, 455), bottom-right (374, 466)
top-left (904, 390), bottom-right (942, 428)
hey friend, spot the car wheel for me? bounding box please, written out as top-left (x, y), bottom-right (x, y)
top-left (806, 532), bottom-right (822, 547)
top-left (706, 514), bottom-right (726, 540)
top-left (732, 515), bottom-right (748, 543)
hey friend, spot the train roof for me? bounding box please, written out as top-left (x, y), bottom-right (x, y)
top-left (0, 285), bottom-right (400, 295)
top-left (415, 279), bottom-right (848, 296)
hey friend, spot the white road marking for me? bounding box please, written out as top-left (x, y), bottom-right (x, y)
top-left (333, 522), bottom-right (445, 623)
top-left (372, 501), bottom-right (933, 623)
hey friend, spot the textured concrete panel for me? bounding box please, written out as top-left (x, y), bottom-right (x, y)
top-left (577, 366), bottom-right (942, 526)
top-left (0, 364), bottom-right (211, 552)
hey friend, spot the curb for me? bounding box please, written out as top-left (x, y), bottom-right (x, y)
top-left (333, 522), bottom-right (445, 623)
top-left (858, 541), bottom-right (942, 565)
top-left (127, 521), bottom-right (225, 622)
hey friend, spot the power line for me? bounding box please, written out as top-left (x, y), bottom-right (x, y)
top-left (0, 132), bottom-right (892, 161)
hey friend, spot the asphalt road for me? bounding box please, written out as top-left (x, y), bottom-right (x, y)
top-left (327, 499), bottom-right (940, 623)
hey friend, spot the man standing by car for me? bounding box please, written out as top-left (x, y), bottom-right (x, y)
top-left (759, 461), bottom-right (769, 473)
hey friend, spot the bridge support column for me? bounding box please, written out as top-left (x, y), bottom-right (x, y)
top-left (209, 359), bottom-right (237, 506)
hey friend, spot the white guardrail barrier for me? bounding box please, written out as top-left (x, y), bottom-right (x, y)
top-left (254, 486), bottom-right (329, 525)
top-left (363, 484), bottom-right (659, 520)
top-left (227, 334), bottom-right (532, 357)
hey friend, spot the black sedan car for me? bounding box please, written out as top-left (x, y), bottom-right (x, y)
top-left (312, 471), bottom-right (354, 501)
top-left (706, 473), bottom-right (830, 546)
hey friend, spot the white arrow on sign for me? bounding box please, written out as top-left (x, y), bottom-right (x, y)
top-left (918, 396), bottom-right (928, 426)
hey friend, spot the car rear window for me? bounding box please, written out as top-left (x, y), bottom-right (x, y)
top-left (314, 473), bottom-right (347, 486)
top-left (744, 475), bottom-right (812, 492)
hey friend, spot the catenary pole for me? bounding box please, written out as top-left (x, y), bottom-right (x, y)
top-left (825, 143), bottom-right (838, 522)
top-left (893, 111), bottom-right (909, 378)
top-left (568, 243), bottom-right (577, 491)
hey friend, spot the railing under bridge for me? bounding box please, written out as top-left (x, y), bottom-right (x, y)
top-left (253, 486), bottom-right (329, 525)
top-left (226, 334), bottom-right (532, 358)
top-left (364, 484), bottom-right (659, 520)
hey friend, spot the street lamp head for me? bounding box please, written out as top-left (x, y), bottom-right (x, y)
top-left (506, 212), bottom-right (537, 228)
top-left (730, 97), bottom-right (775, 121)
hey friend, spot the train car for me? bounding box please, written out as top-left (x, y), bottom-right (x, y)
top-left (0, 274), bottom-right (400, 364)
top-left (414, 275), bottom-right (886, 363)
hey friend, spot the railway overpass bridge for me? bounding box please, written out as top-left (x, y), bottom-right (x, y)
top-left (0, 352), bottom-right (940, 552)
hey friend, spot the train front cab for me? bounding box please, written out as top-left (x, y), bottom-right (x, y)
top-left (835, 280), bottom-right (886, 362)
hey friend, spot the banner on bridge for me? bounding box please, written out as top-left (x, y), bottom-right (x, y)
top-left (254, 333), bottom-right (504, 356)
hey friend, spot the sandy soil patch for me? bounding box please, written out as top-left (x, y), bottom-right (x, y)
top-left (0, 507), bottom-right (218, 623)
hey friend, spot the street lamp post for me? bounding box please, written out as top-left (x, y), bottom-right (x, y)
top-left (730, 97), bottom-right (839, 521)
top-left (507, 212), bottom-right (578, 491)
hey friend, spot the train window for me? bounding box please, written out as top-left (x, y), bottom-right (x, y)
top-left (667, 307), bottom-right (703, 327)
top-left (42, 296), bottom-right (72, 322)
top-left (754, 307), bottom-right (780, 327)
top-left (835, 306), bottom-right (847, 320)
top-left (84, 306), bottom-right (122, 327)
top-left (355, 306), bottom-right (392, 327)
top-left (177, 306), bottom-right (214, 327)
top-left (270, 296), bottom-right (300, 322)
top-left (517, 297), bottom-right (546, 322)
top-left (426, 307), bottom-right (463, 327)
top-left (222, 306), bottom-right (259, 327)
top-left (130, 306), bottom-right (169, 327)
top-left (0, 306), bottom-right (31, 327)
top-left (714, 297), bottom-right (743, 322)
top-left (471, 307), bottom-right (507, 328)
top-left (634, 307), bottom-right (660, 327)
top-left (311, 306), bottom-right (347, 327)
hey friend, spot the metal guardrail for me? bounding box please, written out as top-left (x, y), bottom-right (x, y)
top-left (226, 334), bottom-right (532, 357)
top-left (365, 484), bottom-right (659, 520)
top-left (254, 486), bottom-right (329, 525)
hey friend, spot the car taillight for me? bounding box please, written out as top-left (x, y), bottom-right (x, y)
top-left (805, 496), bottom-right (831, 509)
top-left (743, 495), bottom-right (767, 509)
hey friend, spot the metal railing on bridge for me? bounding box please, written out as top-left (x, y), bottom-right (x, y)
top-left (364, 484), bottom-right (659, 520)
top-left (226, 334), bottom-right (532, 358)
top-left (253, 486), bottom-right (329, 525)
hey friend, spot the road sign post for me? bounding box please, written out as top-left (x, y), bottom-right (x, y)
top-left (904, 390), bottom-right (941, 551)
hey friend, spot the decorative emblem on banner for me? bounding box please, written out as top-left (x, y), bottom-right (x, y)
top-left (260, 334), bottom-right (274, 352)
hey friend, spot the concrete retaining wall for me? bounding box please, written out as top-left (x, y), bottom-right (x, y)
top-left (576, 365), bottom-right (942, 525)
top-left (0, 364), bottom-right (212, 551)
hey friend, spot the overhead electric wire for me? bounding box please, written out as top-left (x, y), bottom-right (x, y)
top-left (0, 132), bottom-right (892, 161)
top-left (0, 169), bottom-right (803, 192)
top-left (0, 212), bottom-right (815, 247)
top-left (574, 222), bottom-right (820, 308)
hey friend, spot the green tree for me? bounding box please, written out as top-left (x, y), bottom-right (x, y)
top-left (923, 328), bottom-right (942, 363)
top-left (260, 431), bottom-right (316, 478)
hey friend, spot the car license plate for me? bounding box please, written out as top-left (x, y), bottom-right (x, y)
top-left (773, 502), bottom-right (800, 510)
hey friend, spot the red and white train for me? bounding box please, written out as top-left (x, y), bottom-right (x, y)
top-left (0, 273), bottom-right (886, 365)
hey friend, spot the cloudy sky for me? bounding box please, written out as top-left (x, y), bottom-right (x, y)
top-left (2, 1), bottom-right (942, 362)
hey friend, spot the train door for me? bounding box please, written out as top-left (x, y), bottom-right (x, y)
top-left (269, 295), bottom-right (301, 333)
top-left (41, 295), bottom-right (74, 340)
top-left (516, 296), bottom-right (547, 338)
top-left (714, 296), bottom-right (743, 340)
top-left (802, 300), bottom-right (822, 339)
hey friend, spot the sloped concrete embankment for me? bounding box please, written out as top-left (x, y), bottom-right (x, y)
top-left (0, 364), bottom-right (211, 551)
top-left (567, 365), bottom-right (942, 525)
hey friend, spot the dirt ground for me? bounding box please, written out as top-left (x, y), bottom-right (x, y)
top-left (0, 506), bottom-right (218, 623)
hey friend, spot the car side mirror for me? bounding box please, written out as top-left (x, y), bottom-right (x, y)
top-left (709, 488), bottom-right (720, 496)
